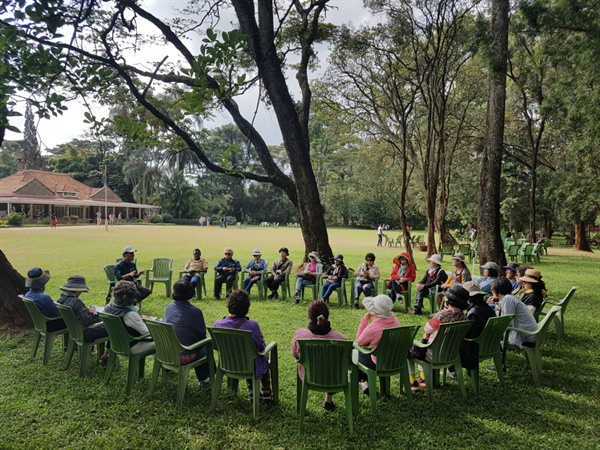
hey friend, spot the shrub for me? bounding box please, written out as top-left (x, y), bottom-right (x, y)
top-left (150, 215), bottom-right (163, 223)
top-left (6, 212), bottom-right (24, 226)
top-left (161, 213), bottom-right (174, 223)
top-left (172, 218), bottom-right (199, 225)
top-left (39, 216), bottom-right (51, 225)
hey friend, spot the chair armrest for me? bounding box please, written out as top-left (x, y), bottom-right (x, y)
top-left (258, 341), bottom-right (277, 356)
top-left (132, 333), bottom-right (151, 341)
top-left (182, 336), bottom-right (212, 352)
top-left (507, 326), bottom-right (537, 336)
top-left (87, 322), bottom-right (106, 329)
top-left (352, 341), bottom-right (374, 356)
top-left (47, 316), bottom-right (64, 322)
top-left (412, 339), bottom-right (431, 349)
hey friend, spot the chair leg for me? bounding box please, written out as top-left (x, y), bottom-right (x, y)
top-left (252, 375), bottom-right (260, 420)
top-left (148, 360), bottom-right (161, 396)
top-left (79, 343), bottom-right (93, 377)
top-left (270, 349), bottom-right (279, 405)
top-left (493, 352), bottom-right (504, 384)
top-left (401, 369), bottom-right (413, 408)
top-left (299, 383), bottom-right (309, 432)
top-left (210, 370), bottom-right (224, 411)
top-left (344, 385), bottom-right (354, 434)
top-left (366, 370), bottom-right (377, 413)
top-left (455, 362), bottom-right (467, 399)
top-left (43, 333), bottom-right (57, 365)
top-left (296, 373), bottom-right (302, 414)
top-left (176, 366), bottom-right (191, 406)
top-left (470, 367), bottom-right (480, 394)
top-left (64, 339), bottom-right (76, 369)
top-left (104, 350), bottom-right (117, 386)
top-left (31, 331), bottom-right (42, 359)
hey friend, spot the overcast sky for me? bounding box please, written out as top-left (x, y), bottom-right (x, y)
top-left (5, 0), bottom-right (381, 152)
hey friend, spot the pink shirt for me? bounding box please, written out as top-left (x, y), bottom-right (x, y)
top-left (355, 315), bottom-right (401, 363)
top-left (291, 327), bottom-right (347, 380)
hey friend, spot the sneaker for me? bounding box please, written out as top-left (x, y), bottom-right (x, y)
top-left (294, 295), bottom-right (300, 304)
top-left (294, 289), bottom-right (300, 298)
top-left (214, 295), bottom-right (221, 300)
top-left (447, 370), bottom-right (457, 380)
top-left (412, 309), bottom-right (423, 316)
top-left (273, 293), bottom-right (279, 300)
top-left (260, 389), bottom-right (273, 401)
top-left (199, 379), bottom-right (211, 390)
top-left (354, 301), bottom-right (359, 310)
top-left (267, 293), bottom-right (275, 299)
top-left (410, 380), bottom-right (421, 392)
top-left (323, 401), bottom-right (335, 411)
top-left (359, 381), bottom-right (370, 396)
top-left (415, 377), bottom-right (426, 387)
top-left (485, 365), bottom-right (497, 371)
top-left (98, 354), bottom-right (109, 367)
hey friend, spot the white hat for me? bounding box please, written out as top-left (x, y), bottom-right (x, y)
top-left (122, 246), bottom-right (136, 254)
top-left (426, 254), bottom-right (442, 266)
top-left (362, 294), bottom-right (394, 319)
top-left (308, 251), bottom-right (321, 263)
top-left (252, 248), bottom-right (262, 256)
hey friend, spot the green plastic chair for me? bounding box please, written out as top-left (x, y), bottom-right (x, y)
top-left (296, 339), bottom-right (358, 433)
top-left (506, 244), bottom-right (520, 262)
top-left (408, 321), bottom-right (473, 403)
top-left (323, 275), bottom-right (348, 307)
top-left (519, 244), bottom-right (535, 264)
top-left (504, 306), bottom-right (560, 386)
top-left (440, 243), bottom-right (455, 261)
top-left (457, 244), bottom-right (472, 263)
top-left (213, 272), bottom-right (240, 297)
top-left (353, 325), bottom-right (420, 412)
top-left (144, 320), bottom-right (214, 406)
top-left (56, 304), bottom-right (109, 377)
top-left (384, 280), bottom-right (411, 309)
top-left (531, 243), bottom-right (543, 263)
top-left (20, 296), bottom-right (69, 365)
top-left (207, 327), bottom-right (278, 419)
top-left (178, 271), bottom-right (207, 300)
top-left (104, 264), bottom-right (117, 304)
top-left (540, 286), bottom-right (577, 338)
top-left (295, 274), bottom-right (320, 301)
top-left (98, 312), bottom-right (156, 395)
top-left (278, 273), bottom-right (292, 301)
top-left (145, 258), bottom-right (173, 296)
top-left (463, 314), bottom-right (515, 394)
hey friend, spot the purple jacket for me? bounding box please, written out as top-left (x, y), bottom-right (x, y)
top-left (213, 316), bottom-right (269, 377)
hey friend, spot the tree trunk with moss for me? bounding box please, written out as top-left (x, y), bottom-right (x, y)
top-left (0, 250), bottom-right (30, 327)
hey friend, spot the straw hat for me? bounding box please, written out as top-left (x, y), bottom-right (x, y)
top-left (520, 268), bottom-right (541, 283)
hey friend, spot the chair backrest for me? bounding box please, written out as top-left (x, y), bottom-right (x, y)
top-left (534, 306), bottom-right (560, 350)
top-left (523, 244), bottom-right (534, 256)
top-left (297, 339), bottom-right (354, 391)
top-left (371, 325), bottom-right (420, 375)
top-left (458, 244), bottom-right (470, 255)
top-left (441, 243), bottom-right (454, 254)
top-left (428, 321), bottom-right (473, 366)
top-left (144, 320), bottom-right (185, 368)
top-left (555, 286), bottom-right (577, 308)
top-left (507, 244), bottom-right (520, 258)
top-left (151, 258), bottom-right (173, 277)
top-left (471, 315), bottom-right (515, 358)
top-left (57, 303), bottom-right (86, 342)
top-left (104, 265), bottom-right (116, 283)
top-left (98, 312), bottom-right (136, 357)
top-left (20, 296), bottom-right (49, 332)
top-left (207, 327), bottom-right (257, 377)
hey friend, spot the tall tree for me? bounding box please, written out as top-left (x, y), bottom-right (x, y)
top-left (1, 0), bottom-right (336, 260)
top-left (20, 104), bottom-right (42, 170)
top-left (476, 0), bottom-right (509, 266)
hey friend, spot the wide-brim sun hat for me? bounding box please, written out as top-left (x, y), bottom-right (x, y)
top-left (308, 251), bottom-right (321, 263)
top-left (25, 267), bottom-right (50, 289)
top-left (252, 248), bottom-right (262, 256)
top-left (462, 281), bottom-right (487, 297)
top-left (452, 253), bottom-right (466, 263)
top-left (443, 285), bottom-right (470, 310)
top-left (426, 254), bottom-right (442, 266)
top-left (362, 294), bottom-right (394, 318)
top-left (481, 261), bottom-right (500, 271)
top-left (520, 268), bottom-right (542, 283)
top-left (60, 275), bottom-right (90, 292)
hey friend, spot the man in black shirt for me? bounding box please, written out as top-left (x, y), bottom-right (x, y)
top-left (114, 246), bottom-right (151, 302)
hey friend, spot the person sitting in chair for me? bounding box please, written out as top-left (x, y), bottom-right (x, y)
top-left (105, 280), bottom-right (154, 354)
top-left (265, 247), bottom-right (293, 300)
top-left (114, 246), bottom-right (151, 302)
top-left (353, 253), bottom-right (380, 309)
top-left (436, 253), bottom-right (471, 310)
top-left (388, 252), bottom-right (416, 304)
top-left (414, 254), bottom-right (448, 316)
top-left (214, 247), bottom-right (242, 300)
top-left (24, 267), bottom-right (66, 332)
top-left (181, 248), bottom-right (208, 289)
top-left (214, 289), bottom-right (273, 400)
top-left (242, 248), bottom-right (268, 294)
top-left (293, 251), bottom-right (323, 304)
top-left (321, 254), bottom-right (348, 303)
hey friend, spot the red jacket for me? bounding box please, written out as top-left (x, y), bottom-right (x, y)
top-left (389, 252), bottom-right (416, 283)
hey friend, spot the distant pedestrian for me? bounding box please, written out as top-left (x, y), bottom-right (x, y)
top-left (51, 214), bottom-right (57, 229)
top-left (377, 224), bottom-right (383, 247)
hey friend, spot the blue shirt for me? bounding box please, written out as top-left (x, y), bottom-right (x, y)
top-left (214, 258), bottom-right (242, 274)
top-left (25, 289), bottom-right (59, 317)
top-left (164, 301), bottom-right (207, 354)
top-left (244, 258), bottom-right (268, 274)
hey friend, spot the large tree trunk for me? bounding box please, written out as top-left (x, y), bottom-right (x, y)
top-left (0, 250), bottom-right (31, 327)
top-left (477, 0), bottom-right (509, 267)
top-left (574, 219), bottom-right (593, 252)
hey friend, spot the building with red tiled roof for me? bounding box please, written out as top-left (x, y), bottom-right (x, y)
top-left (0, 170), bottom-right (159, 221)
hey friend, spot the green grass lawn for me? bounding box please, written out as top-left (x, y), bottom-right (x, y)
top-left (1, 225), bottom-right (599, 449)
